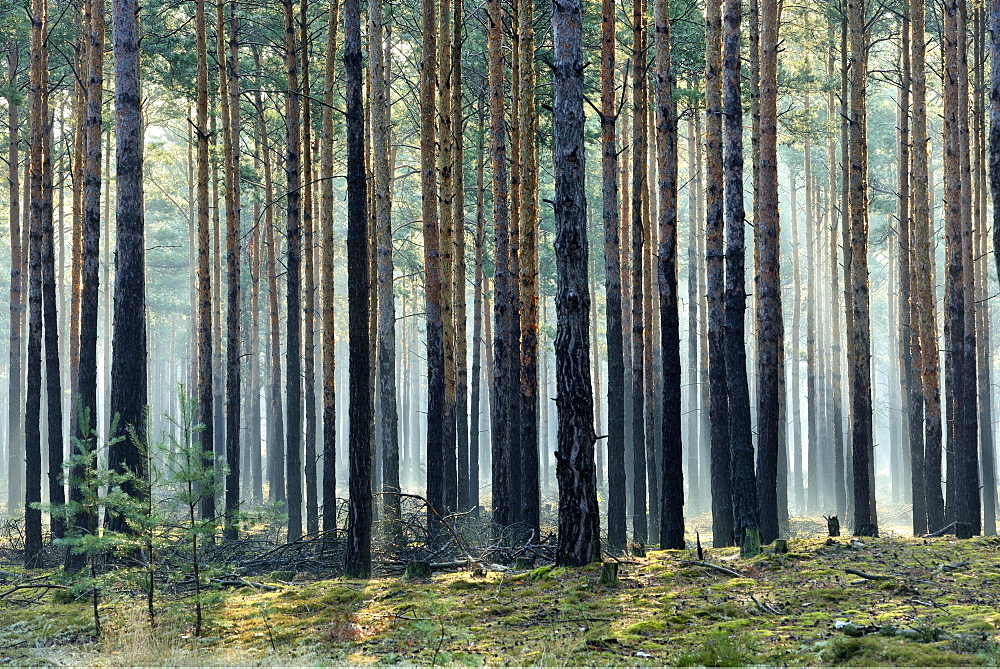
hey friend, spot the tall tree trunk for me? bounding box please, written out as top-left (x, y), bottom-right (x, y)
top-left (755, 0), bottom-right (783, 545)
top-left (469, 101), bottom-right (486, 515)
top-left (705, 0), bottom-right (733, 548)
top-left (517, 0), bottom-right (540, 537)
top-left (654, 0), bottom-right (682, 549)
top-left (107, 0), bottom-right (148, 532)
top-left (283, 0), bottom-right (304, 541)
top-left (453, 0), bottom-right (469, 515)
top-left (6, 44), bottom-right (23, 519)
top-left (221, 0), bottom-right (242, 542)
top-left (343, 0), bottom-right (373, 579)
top-left (321, 0), bottom-right (339, 536)
top-left (685, 116), bottom-right (699, 516)
top-left (847, 0), bottom-right (876, 536)
top-left (915, 0), bottom-right (943, 532)
top-left (898, 10), bottom-right (924, 535)
top-left (601, 0), bottom-right (625, 544)
top-left (790, 174), bottom-right (803, 512)
top-left (552, 0), bottom-right (600, 567)
top-left (24, 0), bottom-right (46, 565)
top-left (488, 0), bottom-right (515, 529)
top-left (300, 0), bottom-right (318, 538)
top-left (422, 0), bottom-right (446, 522)
top-left (371, 0), bottom-right (399, 531)
top-left (197, 0), bottom-right (215, 524)
top-left (631, 0), bottom-right (648, 546)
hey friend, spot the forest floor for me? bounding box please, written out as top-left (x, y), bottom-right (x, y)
top-left (3, 520), bottom-right (1000, 666)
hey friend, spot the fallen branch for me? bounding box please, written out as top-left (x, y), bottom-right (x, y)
top-left (0, 583), bottom-right (69, 599)
top-left (844, 568), bottom-right (890, 581)
top-left (750, 593), bottom-right (781, 615)
top-left (683, 561), bottom-right (747, 579)
top-left (923, 522), bottom-right (956, 538)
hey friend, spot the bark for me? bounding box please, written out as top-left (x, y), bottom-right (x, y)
top-left (826, 27), bottom-right (847, 520)
top-left (6, 44), bottom-right (22, 519)
top-left (423, 0), bottom-right (445, 522)
top-left (705, 0), bottom-right (733, 547)
top-left (653, 0), bottom-right (683, 549)
top-left (321, 0), bottom-right (339, 536)
top-left (517, 0), bottom-right (540, 536)
top-left (631, 0), bottom-right (649, 546)
top-left (601, 0), bottom-right (625, 545)
top-left (847, 0), bottom-right (876, 535)
top-left (283, 0), bottom-right (303, 541)
top-left (685, 117), bottom-right (699, 516)
top-left (453, 0), bottom-right (469, 515)
top-left (915, 0), bottom-right (943, 531)
top-left (723, 0), bottom-right (758, 546)
top-left (197, 0), bottom-right (215, 524)
top-left (107, 0), bottom-right (148, 532)
top-left (755, 0), bottom-right (782, 544)
top-left (469, 101), bottom-right (486, 515)
top-left (300, 0), bottom-right (318, 537)
top-left (343, 0), bottom-right (373, 579)
top-left (371, 0), bottom-right (399, 530)
top-left (221, 1), bottom-right (242, 542)
top-left (552, 0), bottom-right (601, 566)
top-left (898, 11), bottom-right (924, 535)
top-left (24, 0), bottom-right (46, 565)
top-left (488, 0), bottom-right (515, 529)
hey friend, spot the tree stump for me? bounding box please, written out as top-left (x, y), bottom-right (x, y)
top-left (955, 522), bottom-right (973, 540)
top-left (629, 543), bottom-right (646, 558)
top-left (599, 562), bottom-right (619, 585)
top-left (740, 528), bottom-right (762, 558)
top-left (774, 539), bottom-right (788, 554)
top-left (826, 516), bottom-right (841, 537)
top-left (405, 561), bottom-right (432, 579)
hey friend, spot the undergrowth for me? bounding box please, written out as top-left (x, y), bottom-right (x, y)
top-left (3, 533), bottom-right (1000, 665)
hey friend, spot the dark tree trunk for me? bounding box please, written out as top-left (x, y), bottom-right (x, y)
top-left (223, 4), bottom-right (242, 542)
top-left (847, 0), bottom-right (876, 536)
top-left (107, 0), bottom-right (148, 532)
top-left (755, 0), bottom-right (783, 545)
top-left (723, 0), bottom-right (758, 548)
top-left (705, 0), bottom-right (733, 548)
top-left (488, 0), bottom-right (515, 529)
top-left (343, 0), bottom-right (373, 579)
top-left (601, 0), bottom-right (626, 551)
top-left (654, 0), bottom-right (683, 550)
top-left (196, 0), bottom-right (215, 525)
top-left (469, 102), bottom-right (486, 515)
top-left (552, 0), bottom-right (601, 567)
top-left (283, 0), bottom-right (303, 542)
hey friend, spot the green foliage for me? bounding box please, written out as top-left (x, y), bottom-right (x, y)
top-left (673, 631), bottom-right (760, 666)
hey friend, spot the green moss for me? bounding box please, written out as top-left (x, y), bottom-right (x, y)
top-left (673, 632), bottom-right (760, 666)
top-left (820, 636), bottom-right (981, 666)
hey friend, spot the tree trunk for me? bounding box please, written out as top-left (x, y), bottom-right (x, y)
top-left (300, 0), bottom-right (319, 538)
top-left (196, 0), bottom-right (215, 525)
top-left (705, 0), bottom-right (733, 548)
top-left (552, 0), bottom-right (600, 567)
top-left (723, 0), bottom-right (758, 549)
top-left (755, 0), bottom-right (783, 545)
top-left (221, 0), bottom-right (242, 542)
top-left (517, 0), bottom-right (540, 536)
top-left (631, 0), bottom-right (648, 546)
top-left (6, 44), bottom-right (23, 519)
top-left (321, 0), bottom-right (339, 536)
top-left (469, 101), bottom-right (486, 515)
top-left (343, 0), bottom-right (373, 579)
top-left (371, 0), bottom-right (399, 531)
top-left (488, 0), bottom-right (515, 529)
top-left (847, 0), bottom-right (876, 536)
top-left (915, 0), bottom-right (943, 532)
top-left (24, 0), bottom-right (46, 564)
top-left (653, 0), bottom-right (682, 549)
top-left (453, 0), bottom-right (469, 515)
top-left (282, 0), bottom-right (303, 542)
top-left (107, 0), bottom-right (148, 532)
